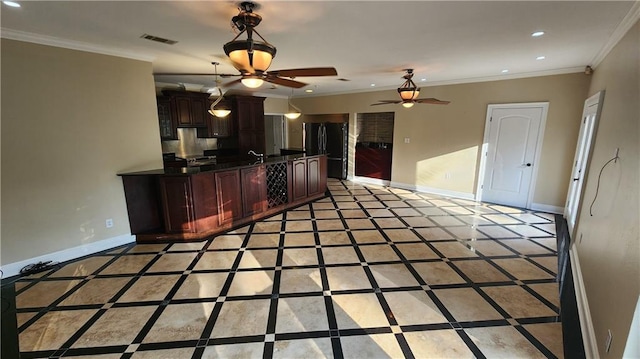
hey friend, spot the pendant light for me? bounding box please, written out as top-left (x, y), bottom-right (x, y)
top-left (223, 2), bottom-right (276, 89)
top-left (208, 62), bottom-right (231, 118)
top-left (284, 89), bottom-right (302, 119)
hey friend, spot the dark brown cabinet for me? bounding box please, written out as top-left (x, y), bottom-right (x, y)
top-left (307, 156), bottom-right (327, 197)
top-left (241, 165), bottom-right (267, 217)
top-left (291, 159), bottom-right (308, 202)
top-left (198, 99), bottom-right (234, 138)
top-left (159, 176), bottom-right (195, 233)
top-left (157, 96), bottom-right (178, 140)
top-left (162, 91), bottom-right (208, 129)
top-left (215, 169), bottom-right (243, 226)
top-left (234, 96), bottom-right (266, 154)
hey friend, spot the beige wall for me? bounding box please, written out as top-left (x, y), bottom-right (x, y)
top-left (574, 21), bottom-right (639, 358)
top-left (1, 39), bottom-right (162, 264)
top-left (293, 73), bottom-right (590, 207)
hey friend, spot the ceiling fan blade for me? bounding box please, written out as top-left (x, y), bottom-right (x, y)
top-left (376, 100), bottom-right (402, 104)
top-left (153, 73), bottom-right (238, 77)
top-left (267, 67), bottom-right (338, 77)
top-left (415, 98), bottom-right (451, 105)
top-left (265, 76), bottom-right (307, 88)
top-left (371, 100), bottom-right (402, 106)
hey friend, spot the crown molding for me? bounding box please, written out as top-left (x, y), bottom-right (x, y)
top-left (590, 1), bottom-right (640, 67)
top-left (0, 28), bottom-right (156, 62)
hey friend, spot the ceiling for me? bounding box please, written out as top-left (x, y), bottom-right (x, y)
top-left (1, 1), bottom-right (636, 98)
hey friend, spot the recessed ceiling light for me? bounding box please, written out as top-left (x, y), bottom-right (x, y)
top-left (3, 1), bottom-right (20, 7)
top-left (536, 56), bottom-right (546, 60)
top-left (531, 31), bottom-right (545, 37)
top-left (501, 69), bottom-right (509, 73)
top-left (305, 89), bottom-right (313, 93)
top-left (370, 83), bottom-right (376, 87)
top-left (421, 78), bottom-right (426, 82)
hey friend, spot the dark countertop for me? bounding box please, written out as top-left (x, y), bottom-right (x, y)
top-left (119, 153), bottom-right (323, 176)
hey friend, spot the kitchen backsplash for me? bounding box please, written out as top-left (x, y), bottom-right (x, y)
top-left (161, 128), bottom-right (218, 158)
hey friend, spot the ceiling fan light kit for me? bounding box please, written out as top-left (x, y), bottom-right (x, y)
top-left (284, 89), bottom-right (302, 119)
top-left (372, 69), bottom-right (451, 108)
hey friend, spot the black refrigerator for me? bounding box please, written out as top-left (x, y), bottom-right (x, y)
top-left (304, 122), bottom-right (348, 179)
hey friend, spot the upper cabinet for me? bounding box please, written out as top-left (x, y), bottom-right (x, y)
top-left (235, 96), bottom-right (266, 154)
top-left (159, 91), bottom-right (208, 130)
top-left (198, 98), bottom-right (235, 138)
top-left (157, 96), bottom-right (177, 140)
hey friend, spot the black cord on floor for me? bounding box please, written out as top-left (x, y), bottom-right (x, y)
top-left (589, 155), bottom-right (619, 216)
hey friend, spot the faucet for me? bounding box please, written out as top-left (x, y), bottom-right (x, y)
top-left (248, 150), bottom-right (264, 161)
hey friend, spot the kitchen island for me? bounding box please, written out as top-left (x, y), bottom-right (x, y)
top-left (119, 154), bottom-right (327, 242)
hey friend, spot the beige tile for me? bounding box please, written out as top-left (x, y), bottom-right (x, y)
top-left (118, 275), bottom-right (180, 302)
top-left (417, 207), bottom-right (448, 216)
top-left (492, 258), bottom-right (555, 280)
top-left (527, 282), bottom-right (560, 308)
top-left (391, 208), bottom-right (421, 217)
top-left (373, 217), bottom-right (406, 229)
top-left (354, 195), bottom-right (377, 201)
top-left (337, 201), bottom-right (360, 209)
top-left (273, 338), bottom-right (333, 359)
top-left (431, 242), bottom-right (478, 258)
top-left (401, 216), bottom-right (436, 228)
top-left (414, 227), bottom-right (454, 241)
top-left (173, 273), bottom-right (229, 299)
top-left (143, 302), bottom-right (214, 343)
top-left (315, 219), bottom-right (346, 231)
top-left (531, 237), bottom-right (558, 251)
top-left (313, 210), bottom-right (340, 219)
top-left (227, 225), bottom-right (250, 234)
top-left (313, 202), bottom-right (338, 210)
top-left (226, 270), bottom-right (274, 296)
top-left (531, 256), bottom-right (558, 274)
top-left (411, 262), bottom-right (466, 285)
top-left (318, 231), bottom-right (352, 245)
top-left (168, 241), bottom-right (207, 251)
top-left (284, 232), bottom-right (316, 247)
top-left (345, 218), bottom-right (375, 229)
top-left (482, 285), bottom-right (557, 318)
top-left (405, 199), bottom-right (432, 208)
top-left (133, 348), bottom-right (196, 359)
top-left (322, 247), bottom-right (360, 264)
top-left (446, 226), bottom-right (490, 240)
top-left (72, 306), bottom-right (156, 347)
top-left (370, 264), bottom-right (420, 288)
top-left (442, 206), bottom-right (475, 215)
top-left (340, 334), bottom-right (404, 358)
top-left (383, 228), bottom-right (420, 242)
top-left (340, 209), bottom-right (368, 218)
top-left (16, 279), bottom-right (82, 308)
top-left (49, 256), bottom-right (112, 277)
top-left (395, 243), bottom-right (440, 260)
top-left (253, 221), bottom-right (283, 233)
top-left (126, 244), bottom-right (167, 253)
top-left (238, 249), bottom-right (278, 269)
top-left (275, 296), bottom-right (329, 333)
top-left (100, 254), bottom-right (156, 275)
top-left (404, 329), bottom-right (475, 358)
top-left (467, 240), bottom-right (516, 256)
top-left (434, 288), bottom-right (503, 322)
top-left (504, 224), bottom-right (550, 237)
top-left (265, 213), bottom-right (283, 221)
top-left (246, 233), bottom-right (280, 248)
top-left (366, 208), bottom-right (395, 217)
top-left (384, 291), bottom-right (447, 325)
top-left (477, 225), bottom-right (518, 238)
top-left (499, 239), bottom-right (554, 255)
top-left (209, 234), bottom-right (245, 249)
top-left (210, 299), bottom-right (271, 338)
top-left (523, 322), bottom-right (564, 359)
top-left (16, 312), bottom-right (38, 327)
top-left (148, 253), bottom-right (197, 273)
top-left (19, 309), bottom-right (97, 351)
top-left (333, 195), bottom-right (353, 202)
top-left (483, 214), bottom-right (522, 225)
top-left (456, 215), bottom-right (495, 226)
top-left (282, 248), bottom-right (319, 266)
top-left (333, 293), bottom-right (389, 329)
top-left (466, 326), bottom-right (546, 358)
top-left (201, 342), bottom-right (264, 358)
top-left (59, 277), bottom-right (131, 306)
top-left (430, 216), bottom-right (466, 227)
top-left (384, 200), bottom-right (409, 208)
top-left (360, 201), bottom-right (386, 209)
top-left (72, 354), bottom-right (122, 359)
top-left (359, 244), bottom-right (400, 263)
top-left (325, 266), bottom-right (371, 291)
top-left (352, 230), bottom-right (387, 244)
top-left (376, 194), bottom-right (400, 201)
top-left (287, 211), bottom-right (312, 220)
top-left (285, 220), bottom-right (314, 232)
top-left (193, 251), bottom-right (238, 271)
top-left (279, 268), bottom-right (323, 293)
top-left (452, 260), bottom-right (511, 283)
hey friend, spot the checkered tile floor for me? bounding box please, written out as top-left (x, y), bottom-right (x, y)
top-left (10, 179), bottom-right (563, 358)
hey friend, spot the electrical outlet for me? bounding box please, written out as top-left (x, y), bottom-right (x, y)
top-left (605, 329), bottom-right (613, 353)
top-left (404, 137), bottom-right (410, 144)
top-left (105, 218), bottom-right (114, 228)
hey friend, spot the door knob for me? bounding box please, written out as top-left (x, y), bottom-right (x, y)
top-left (526, 163), bottom-right (532, 167)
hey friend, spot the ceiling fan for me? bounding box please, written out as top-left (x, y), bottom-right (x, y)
top-left (220, 1), bottom-right (338, 89)
top-left (371, 69), bottom-right (450, 108)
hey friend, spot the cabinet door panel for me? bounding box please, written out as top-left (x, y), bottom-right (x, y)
top-left (191, 97), bottom-right (207, 127)
top-left (307, 157), bottom-right (320, 196)
top-left (241, 166), bottom-right (267, 217)
top-left (292, 160), bottom-right (307, 201)
top-left (215, 170), bottom-right (243, 225)
top-left (175, 97), bottom-right (192, 126)
top-left (159, 177), bottom-right (195, 233)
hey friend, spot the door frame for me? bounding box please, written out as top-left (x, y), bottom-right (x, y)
top-left (564, 91), bottom-right (604, 237)
top-left (265, 113), bottom-right (288, 154)
top-left (476, 102), bottom-right (549, 208)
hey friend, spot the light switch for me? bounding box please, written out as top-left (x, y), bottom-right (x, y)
top-left (404, 137), bottom-right (410, 144)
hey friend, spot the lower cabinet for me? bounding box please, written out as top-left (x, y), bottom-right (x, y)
top-left (307, 157), bottom-right (321, 197)
top-left (241, 165), bottom-right (267, 217)
top-left (291, 159), bottom-right (307, 202)
top-left (215, 169), bottom-right (242, 226)
top-left (159, 176), bottom-right (195, 233)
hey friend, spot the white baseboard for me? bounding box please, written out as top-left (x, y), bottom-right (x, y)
top-left (571, 245), bottom-right (600, 359)
top-left (390, 181), bottom-right (476, 200)
top-left (0, 234), bottom-right (135, 278)
top-left (530, 202), bottom-right (565, 214)
top-left (351, 176), bottom-right (391, 187)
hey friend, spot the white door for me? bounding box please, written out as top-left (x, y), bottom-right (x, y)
top-left (565, 91), bottom-right (604, 235)
top-left (479, 104), bottom-right (548, 208)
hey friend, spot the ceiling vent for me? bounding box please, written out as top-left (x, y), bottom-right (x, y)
top-left (140, 34), bottom-right (178, 45)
